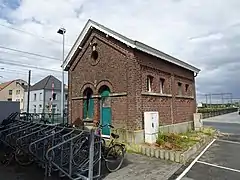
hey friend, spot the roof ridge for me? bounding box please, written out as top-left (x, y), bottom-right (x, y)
top-left (0, 80), bottom-right (14, 91)
top-left (63, 19), bottom-right (200, 74)
top-left (44, 75), bottom-right (52, 89)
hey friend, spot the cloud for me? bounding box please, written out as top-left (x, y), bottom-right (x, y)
top-left (0, 0), bottom-right (240, 101)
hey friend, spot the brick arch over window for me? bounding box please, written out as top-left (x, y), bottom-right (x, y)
top-left (80, 82), bottom-right (96, 95)
top-left (96, 80), bottom-right (113, 93)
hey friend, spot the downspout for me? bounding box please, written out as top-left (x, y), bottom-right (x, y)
top-left (170, 73), bottom-right (174, 125)
top-left (193, 72), bottom-right (199, 114)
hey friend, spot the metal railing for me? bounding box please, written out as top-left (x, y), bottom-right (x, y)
top-left (20, 112), bottom-right (68, 125)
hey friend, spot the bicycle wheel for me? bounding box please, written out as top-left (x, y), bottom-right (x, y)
top-left (14, 148), bottom-right (33, 166)
top-left (101, 138), bottom-right (106, 153)
top-left (105, 144), bottom-right (125, 172)
top-left (1, 152), bottom-right (14, 167)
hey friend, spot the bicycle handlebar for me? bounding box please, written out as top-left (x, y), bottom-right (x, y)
top-left (99, 124), bottom-right (114, 129)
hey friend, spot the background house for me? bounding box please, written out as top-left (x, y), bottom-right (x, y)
top-left (23, 75), bottom-right (68, 114)
top-left (0, 79), bottom-right (28, 112)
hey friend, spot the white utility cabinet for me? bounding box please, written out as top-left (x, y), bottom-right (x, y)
top-left (144, 111), bottom-right (159, 144)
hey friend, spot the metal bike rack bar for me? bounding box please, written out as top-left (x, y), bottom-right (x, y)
top-left (0, 119), bottom-right (103, 180)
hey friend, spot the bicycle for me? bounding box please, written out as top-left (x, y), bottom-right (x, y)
top-left (95, 123), bottom-right (126, 172)
top-left (0, 121), bottom-right (34, 167)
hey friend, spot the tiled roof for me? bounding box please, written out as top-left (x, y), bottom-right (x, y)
top-left (0, 81), bottom-right (13, 91)
top-left (30, 75), bottom-right (66, 91)
top-left (63, 19), bottom-right (200, 74)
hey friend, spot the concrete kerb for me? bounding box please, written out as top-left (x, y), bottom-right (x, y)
top-left (125, 135), bottom-right (214, 164)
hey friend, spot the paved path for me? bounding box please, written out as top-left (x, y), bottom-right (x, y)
top-left (0, 152), bottom-right (181, 180)
top-left (102, 153), bottom-right (181, 180)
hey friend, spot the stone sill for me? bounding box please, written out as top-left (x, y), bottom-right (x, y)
top-left (72, 92), bottom-right (127, 100)
top-left (175, 95), bottom-right (194, 99)
top-left (83, 118), bottom-right (93, 123)
top-left (110, 92), bottom-right (127, 97)
top-left (141, 92), bottom-right (172, 97)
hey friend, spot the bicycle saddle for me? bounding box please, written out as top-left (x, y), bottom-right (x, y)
top-left (111, 133), bottom-right (119, 139)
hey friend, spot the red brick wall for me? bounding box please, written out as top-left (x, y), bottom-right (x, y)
top-left (174, 98), bottom-right (194, 123)
top-left (68, 28), bottom-right (197, 130)
top-left (141, 65), bottom-right (172, 94)
top-left (136, 50), bottom-right (194, 80)
top-left (136, 50), bottom-right (196, 125)
top-left (142, 96), bottom-right (172, 125)
top-left (111, 96), bottom-right (128, 129)
top-left (68, 29), bottom-right (138, 129)
top-left (71, 99), bottom-right (82, 124)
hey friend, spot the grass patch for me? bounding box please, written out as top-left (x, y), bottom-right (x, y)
top-left (155, 127), bottom-right (215, 151)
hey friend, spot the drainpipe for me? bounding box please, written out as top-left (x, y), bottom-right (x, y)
top-left (170, 73), bottom-right (174, 125)
top-left (170, 98), bottom-right (174, 124)
top-left (194, 72), bottom-right (198, 77)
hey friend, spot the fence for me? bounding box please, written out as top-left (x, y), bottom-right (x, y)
top-left (0, 101), bottom-right (20, 124)
top-left (198, 107), bottom-right (238, 119)
top-left (0, 114), bottom-right (102, 180)
top-left (20, 112), bottom-right (68, 125)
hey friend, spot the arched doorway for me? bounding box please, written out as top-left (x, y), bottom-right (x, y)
top-left (83, 88), bottom-right (94, 120)
top-left (99, 85), bottom-right (111, 136)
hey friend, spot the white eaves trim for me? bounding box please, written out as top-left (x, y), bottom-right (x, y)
top-left (63, 19), bottom-right (200, 74)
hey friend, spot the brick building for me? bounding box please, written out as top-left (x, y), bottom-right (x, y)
top-left (63, 19), bottom-right (200, 137)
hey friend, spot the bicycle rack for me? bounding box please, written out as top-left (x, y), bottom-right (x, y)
top-left (0, 119), bottom-right (102, 180)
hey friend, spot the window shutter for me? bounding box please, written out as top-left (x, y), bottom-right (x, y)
top-left (83, 99), bottom-right (87, 119)
top-left (88, 98), bottom-right (94, 118)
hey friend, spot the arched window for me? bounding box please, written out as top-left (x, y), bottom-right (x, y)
top-left (147, 75), bottom-right (153, 92)
top-left (83, 88), bottom-right (94, 119)
top-left (99, 85), bottom-right (111, 107)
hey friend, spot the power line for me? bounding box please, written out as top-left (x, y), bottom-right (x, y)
top-left (0, 69), bottom-right (62, 81)
top-left (0, 69), bottom-right (28, 75)
top-left (0, 50), bottom-right (44, 61)
top-left (0, 23), bottom-right (72, 47)
top-left (0, 50), bottom-right (62, 63)
top-left (0, 45), bottom-right (61, 61)
top-left (0, 58), bottom-right (62, 73)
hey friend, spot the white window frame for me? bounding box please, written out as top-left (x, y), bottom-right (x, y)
top-left (178, 82), bottom-right (182, 95)
top-left (147, 76), bottom-right (153, 92)
top-left (160, 78), bottom-right (165, 94)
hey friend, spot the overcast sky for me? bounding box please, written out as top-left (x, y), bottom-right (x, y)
top-left (0, 0), bottom-right (240, 103)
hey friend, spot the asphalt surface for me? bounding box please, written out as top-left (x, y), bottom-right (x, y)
top-left (203, 112), bottom-right (240, 134)
top-left (102, 153), bottom-right (181, 180)
top-left (180, 139), bottom-right (240, 180)
top-left (182, 162), bottom-right (240, 180)
top-left (171, 112), bottom-right (240, 180)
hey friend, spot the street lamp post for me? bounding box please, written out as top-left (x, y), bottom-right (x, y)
top-left (57, 27), bottom-right (66, 124)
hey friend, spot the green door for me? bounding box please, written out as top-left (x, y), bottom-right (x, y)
top-left (100, 88), bottom-right (111, 136)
